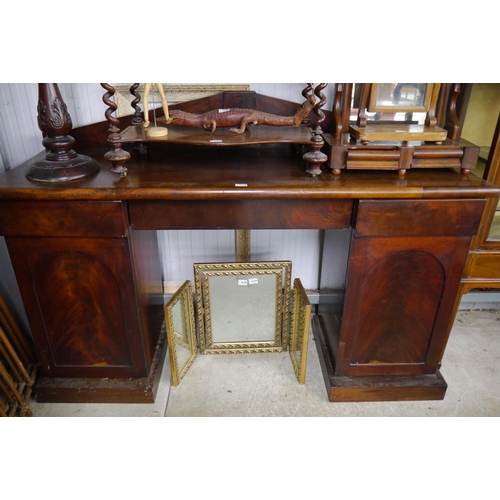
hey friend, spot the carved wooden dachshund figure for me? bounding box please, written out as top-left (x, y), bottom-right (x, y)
top-left (158, 94), bottom-right (316, 134)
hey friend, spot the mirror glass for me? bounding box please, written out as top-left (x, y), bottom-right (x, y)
top-left (290, 278), bottom-right (311, 384)
top-left (350, 83), bottom-right (427, 125)
top-left (208, 272), bottom-right (278, 343)
top-left (164, 281), bottom-right (196, 386)
top-left (371, 83), bottom-right (429, 110)
top-left (194, 262), bottom-right (292, 354)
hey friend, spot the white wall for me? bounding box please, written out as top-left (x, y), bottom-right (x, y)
top-left (0, 143), bottom-right (5, 174)
top-left (0, 83), bottom-right (342, 291)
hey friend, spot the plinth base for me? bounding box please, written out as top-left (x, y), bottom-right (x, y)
top-left (26, 154), bottom-right (100, 183)
top-left (312, 315), bottom-right (448, 402)
top-left (34, 335), bottom-right (167, 404)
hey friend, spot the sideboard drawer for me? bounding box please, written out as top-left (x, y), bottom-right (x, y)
top-left (354, 199), bottom-right (486, 237)
top-left (0, 201), bottom-right (128, 237)
top-left (466, 251), bottom-right (500, 280)
top-left (129, 199), bottom-right (353, 230)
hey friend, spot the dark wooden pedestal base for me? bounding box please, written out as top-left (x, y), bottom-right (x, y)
top-left (34, 335), bottom-right (167, 404)
top-left (312, 316), bottom-right (448, 403)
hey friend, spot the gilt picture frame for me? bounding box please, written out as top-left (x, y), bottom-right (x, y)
top-left (194, 261), bottom-right (292, 355)
top-left (164, 280), bottom-right (197, 386)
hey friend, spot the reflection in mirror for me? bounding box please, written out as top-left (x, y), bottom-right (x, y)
top-left (194, 262), bottom-right (292, 354)
top-left (164, 281), bottom-right (196, 386)
top-left (350, 83), bottom-right (427, 125)
top-left (208, 273), bottom-right (278, 344)
top-left (290, 279), bottom-right (311, 384)
top-left (371, 83), bottom-right (429, 110)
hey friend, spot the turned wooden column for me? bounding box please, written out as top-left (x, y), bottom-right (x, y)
top-left (26, 83), bottom-right (100, 182)
top-left (101, 83), bottom-right (131, 177)
top-left (303, 83), bottom-right (328, 177)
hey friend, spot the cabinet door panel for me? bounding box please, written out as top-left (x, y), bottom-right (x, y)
top-left (352, 249), bottom-right (444, 366)
top-left (6, 237), bottom-right (148, 378)
top-left (33, 250), bottom-right (131, 368)
top-left (337, 235), bottom-right (473, 377)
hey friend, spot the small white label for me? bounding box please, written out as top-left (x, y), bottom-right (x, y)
top-left (238, 279), bottom-right (248, 286)
top-left (210, 139), bottom-right (223, 143)
top-left (235, 183), bottom-right (248, 187)
top-left (248, 278), bottom-right (259, 285)
top-left (218, 109), bottom-right (230, 113)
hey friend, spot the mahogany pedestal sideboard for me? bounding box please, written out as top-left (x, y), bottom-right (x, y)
top-left (0, 144), bottom-right (497, 403)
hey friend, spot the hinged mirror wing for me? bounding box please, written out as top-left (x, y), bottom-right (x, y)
top-left (289, 278), bottom-right (311, 384)
top-left (164, 281), bottom-right (197, 386)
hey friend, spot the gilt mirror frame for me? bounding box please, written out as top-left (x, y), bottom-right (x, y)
top-left (194, 262), bottom-right (292, 355)
top-left (289, 278), bottom-right (311, 385)
top-left (164, 280), bottom-right (197, 386)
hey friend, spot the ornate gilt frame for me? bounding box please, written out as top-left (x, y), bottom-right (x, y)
top-left (194, 262), bottom-right (292, 355)
top-left (113, 84), bottom-right (251, 118)
top-left (164, 280), bottom-right (197, 386)
top-left (289, 278), bottom-right (311, 384)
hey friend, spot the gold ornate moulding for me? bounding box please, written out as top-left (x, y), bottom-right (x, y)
top-left (163, 261), bottom-right (311, 386)
top-left (113, 84), bottom-right (251, 118)
top-left (164, 281), bottom-right (197, 387)
top-left (194, 261), bottom-right (292, 355)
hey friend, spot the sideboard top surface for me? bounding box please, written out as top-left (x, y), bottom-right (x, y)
top-left (0, 145), bottom-right (497, 202)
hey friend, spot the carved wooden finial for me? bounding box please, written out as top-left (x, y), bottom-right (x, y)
top-left (26, 83), bottom-right (100, 182)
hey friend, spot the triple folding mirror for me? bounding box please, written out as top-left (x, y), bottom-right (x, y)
top-left (164, 261), bottom-right (311, 386)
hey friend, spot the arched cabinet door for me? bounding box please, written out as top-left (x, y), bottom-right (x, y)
top-left (336, 199), bottom-right (486, 378)
top-left (6, 236), bottom-right (151, 379)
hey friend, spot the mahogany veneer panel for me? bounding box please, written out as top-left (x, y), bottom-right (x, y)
top-left (0, 148), bottom-right (497, 203)
top-left (355, 199), bottom-right (486, 237)
top-left (0, 200), bottom-right (128, 237)
top-left (337, 235), bottom-right (473, 377)
top-left (6, 237), bottom-right (146, 378)
top-left (350, 250), bottom-right (444, 369)
top-left (129, 199), bottom-right (353, 230)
